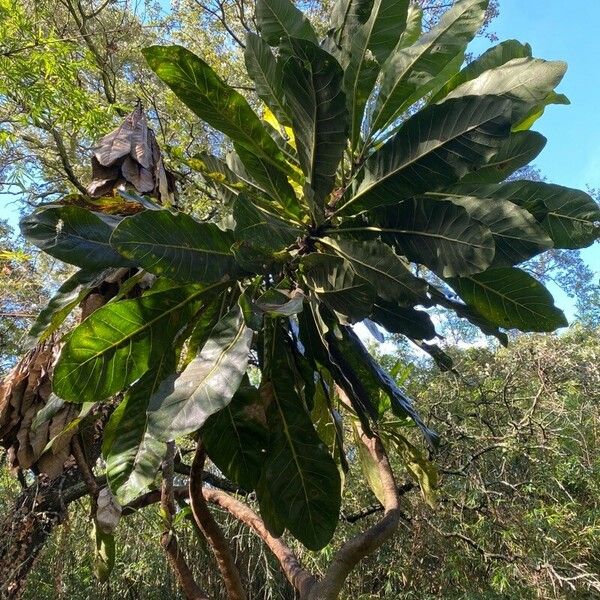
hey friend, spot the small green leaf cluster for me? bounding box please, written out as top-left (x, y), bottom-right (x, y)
top-left (20, 0), bottom-right (599, 551)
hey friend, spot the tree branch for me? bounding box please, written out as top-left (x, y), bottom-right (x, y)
top-left (189, 443), bottom-right (246, 600)
top-left (160, 442), bottom-right (210, 600)
top-left (308, 427), bottom-right (402, 599)
top-left (201, 487), bottom-right (318, 598)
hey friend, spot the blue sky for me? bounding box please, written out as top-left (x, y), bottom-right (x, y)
top-left (1, 0), bottom-right (598, 316)
top-left (471, 0), bottom-right (600, 298)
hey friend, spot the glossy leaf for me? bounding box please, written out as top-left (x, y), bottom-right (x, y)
top-left (111, 209), bottom-right (239, 283)
top-left (459, 130), bottom-right (547, 185)
top-left (300, 252), bottom-right (375, 322)
top-left (282, 39), bottom-right (348, 212)
top-left (202, 376), bottom-right (269, 490)
top-left (244, 32), bottom-right (290, 125)
top-left (442, 194), bottom-right (553, 266)
top-left (343, 0), bottom-right (409, 147)
top-left (298, 303), bottom-right (379, 426)
top-left (449, 267), bottom-right (568, 332)
top-left (146, 305), bottom-right (252, 441)
top-left (255, 0), bottom-right (317, 45)
top-left (102, 352), bottom-right (174, 504)
top-left (450, 181), bottom-right (600, 248)
top-left (142, 45), bottom-right (292, 178)
top-left (338, 95), bottom-right (512, 216)
top-left (20, 206), bottom-right (134, 270)
top-left (320, 236), bottom-right (428, 304)
top-left (430, 39), bottom-right (532, 103)
top-left (372, 301), bottom-right (436, 340)
top-left (26, 269), bottom-right (112, 348)
top-left (370, 0), bottom-right (488, 134)
top-left (233, 195), bottom-right (302, 253)
top-left (440, 57), bottom-right (567, 125)
top-left (53, 284), bottom-right (212, 402)
top-left (259, 322), bottom-right (341, 550)
top-left (362, 198), bottom-right (496, 277)
top-left (322, 316), bottom-right (438, 446)
top-left (232, 143), bottom-right (303, 220)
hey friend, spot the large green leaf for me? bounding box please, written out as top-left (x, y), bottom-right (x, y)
top-left (258, 321), bottom-right (341, 550)
top-left (231, 144), bottom-right (303, 220)
top-left (300, 252), bottom-right (375, 322)
top-left (320, 311), bottom-right (438, 445)
top-left (244, 32), bottom-right (290, 125)
top-left (142, 45), bottom-right (292, 178)
top-left (337, 95), bottom-right (512, 216)
top-left (26, 269), bottom-right (112, 348)
top-left (233, 195), bottom-right (302, 252)
top-left (343, 0), bottom-right (409, 147)
top-left (282, 39), bottom-right (348, 213)
top-left (458, 131), bottom-right (547, 184)
top-left (430, 39), bottom-right (532, 103)
top-left (449, 267), bottom-right (567, 332)
top-left (325, 0), bottom-right (377, 64)
top-left (512, 90), bottom-right (570, 132)
top-left (319, 236), bottom-right (427, 304)
top-left (428, 286), bottom-right (508, 345)
top-left (297, 303), bottom-right (379, 427)
top-left (111, 209), bottom-right (240, 283)
top-left (440, 57), bottom-right (567, 125)
top-left (20, 206), bottom-right (134, 270)
top-left (344, 198), bottom-right (496, 277)
top-left (370, 0), bottom-right (488, 134)
top-left (53, 284), bottom-right (214, 402)
top-left (255, 0), bottom-right (317, 45)
top-left (188, 152), bottom-right (243, 206)
top-left (450, 181), bottom-right (600, 248)
top-left (441, 194), bottom-right (553, 266)
top-left (202, 376), bottom-right (269, 491)
top-left (102, 352), bottom-right (174, 504)
top-left (146, 305), bottom-right (252, 441)
top-left (371, 301), bottom-right (436, 340)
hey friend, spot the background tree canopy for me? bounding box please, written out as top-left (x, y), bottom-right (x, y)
top-left (0, 0), bottom-right (598, 599)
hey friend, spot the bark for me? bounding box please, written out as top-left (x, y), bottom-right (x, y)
top-left (0, 466), bottom-right (81, 599)
top-left (161, 442), bottom-right (210, 600)
top-left (189, 443), bottom-right (246, 600)
top-left (306, 428), bottom-right (402, 600)
top-left (202, 488), bottom-right (317, 598)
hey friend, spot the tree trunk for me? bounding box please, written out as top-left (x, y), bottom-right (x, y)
top-left (0, 466), bottom-right (88, 599)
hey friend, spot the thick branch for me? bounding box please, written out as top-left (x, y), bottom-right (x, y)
top-left (160, 442), bottom-right (209, 600)
top-left (202, 488), bottom-right (317, 598)
top-left (189, 443), bottom-right (246, 600)
top-left (308, 428), bottom-right (402, 600)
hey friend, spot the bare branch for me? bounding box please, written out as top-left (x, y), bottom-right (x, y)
top-left (160, 442), bottom-right (210, 600)
top-left (189, 443), bottom-right (246, 600)
top-left (309, 426), bottom-right (402, 599)
top-left (201, 488), bottom-right (317, 597)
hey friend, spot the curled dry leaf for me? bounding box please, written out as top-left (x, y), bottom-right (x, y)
top-left (88, 102), bottom-right (176, 204)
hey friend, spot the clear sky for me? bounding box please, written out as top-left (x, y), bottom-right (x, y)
top-left (471, 0), bottom-right (600, 294)
top-left (472, 0), bottom-right (600, 192)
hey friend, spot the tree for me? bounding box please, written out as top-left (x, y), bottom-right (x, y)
top-left (2, 0), bottom-right (600, 599)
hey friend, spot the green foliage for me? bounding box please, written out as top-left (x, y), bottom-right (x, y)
top-left (7, 325), bottom-right (599, 599)
top-left (17, 0), bottom-right (600, 559)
